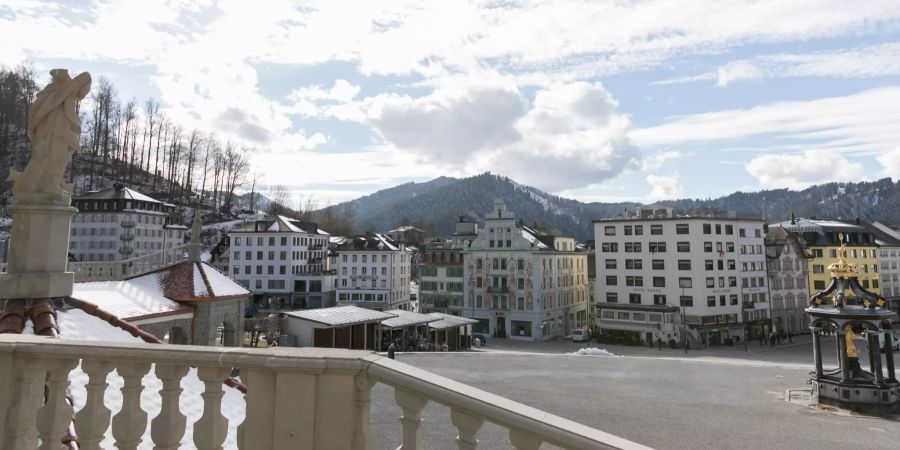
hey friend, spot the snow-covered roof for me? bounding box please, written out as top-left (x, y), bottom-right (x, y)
top-left (71, 278), bottom-right (191, 323)
top-left (336, 233), bottom-right (401, 252)
top-left (389, 225), bottom-right (424, 233)
top-left (77, 186), bottom-right (163, 204)
top-left (126, 261), bottom-right (249, 302)
top-left (284, 305), bottom-right (397, 327)
top-left (427, 312), bottom-right (479, 330)
top-left (380, 309), bottom-right (439, 329)
top-left (519, 226), bottom-right (549, 250)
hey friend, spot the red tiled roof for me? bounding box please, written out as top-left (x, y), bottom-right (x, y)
top-left (127, 261), bottom-right (249, 302)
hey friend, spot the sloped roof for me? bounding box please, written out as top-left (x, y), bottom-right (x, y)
top-left (336, 233), bottom-right (401, 252)
top-left (284, 305), bottom-right (397, 326)
top-left (127, 261), bottom-right (249, 302)
top-left (71, 278), bottom-right (191, 322)
top-left (381, 309), bottom-right (439, 329)
top-left (77, 186), bottom-right (164, 204)
top-left (389, 225), bottom-right (424, 233)
top-left (427, 312), bottom-right (479, 330)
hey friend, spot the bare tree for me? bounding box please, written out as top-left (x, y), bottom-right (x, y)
top-left (268, 184), bottom-right (290, 215)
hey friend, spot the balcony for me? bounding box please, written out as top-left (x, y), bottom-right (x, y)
top-left (120, 220), bottom-right (135, 228)
top-left (0, 334), bottom-right (644, 450)
top-left (119, 234), bottom-right (134, 242)
top-left (486, 286), bottom-right (509, 294)
top-left (308, 244), bottom-right (324, 250)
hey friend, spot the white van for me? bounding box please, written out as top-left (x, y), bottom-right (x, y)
top-left (572, 329), bottom-right (588, 343)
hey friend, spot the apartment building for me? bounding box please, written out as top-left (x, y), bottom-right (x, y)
top-left (594, 207), bottom-right (765, 346)
top-left (867, 222), bottom-right (900, 315)
top-left (737, 222), bottom-right (769, 340)
top-left (227, 215), bottom-right (335, 312)
top-left (765, 225), bottom-right (812, 337)
top-left (463, 200), bottom-right (589, 341)
top-left (69, 184), bottom-right (186, 262)
top-left (335, 233), bottom-right (411, 311)
top-left (772, 217), bottom-right (881, 295)
top-left (419, 217), bottom-right (479, 315)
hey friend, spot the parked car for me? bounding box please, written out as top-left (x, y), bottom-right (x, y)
top-left (572, 329), bottom-right (588, 343)
top-left (472, 333), bottom-right (488, 347)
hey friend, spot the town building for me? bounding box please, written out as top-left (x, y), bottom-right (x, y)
top-left (866, 221), bottom-right (900, 316)
top-left (418, 217), bottom-right (479, 315)
top-left (594, 207), bottom-right (765, 346)
top-left (335, 232), bottom-right (412, 311)
top-left (772, 217), bottom-right (881, 296)
top-left (765, 224), bottom-right (812, 337)
top-left (737, 221), bottom-right (770, 340)
top-left (69, 184), bottom-right (187, 262)
top-left (386, 225), bottom-right (425, 245)
top-left (463, 200), bottom-right (589, 341)
top-left (226, 215), bottom-right (335, 313)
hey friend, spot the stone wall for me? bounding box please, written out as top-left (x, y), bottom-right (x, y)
top-left (138, 317), bottom-right (194, 344)
top-left (193, 297), bottom-right (246, 346)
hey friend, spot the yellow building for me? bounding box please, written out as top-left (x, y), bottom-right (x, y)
top-left (773, 218), bottom-right (880, 296)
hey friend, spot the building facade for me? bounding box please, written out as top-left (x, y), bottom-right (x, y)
top-left (227, 216), bottom-right (335, 313)
top-left (737, 222), bottom-right (770, 340)
top-left (419, 218), bottom-right (479, 315)
top-left (594, 208), bottom-right (764, 346)
top-left (765, 225), bottom-right (811, 337)
top-left (463, 200), bottom-right (589, 341)
top-left (69, 185), bottom-right (186, 262)
top-left (335, 233), bottom-right (412, 311)
top-left (869, 222), bottom-right (900, 317)
top-left (773, 218), bottom-right (881, 296)
top-left (386, 226), bottom-right (425, 245)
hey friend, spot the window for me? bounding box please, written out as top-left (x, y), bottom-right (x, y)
top-left (677, 242), bottom-right (690, 252)
top-left (601, 242), bottom-right (619, 252)
top-left (606, 276), bottom-right (618, 286)
top-left (730, 294), bottom-right (738, 305)
top-left (705, 260), bottom-right (714, 270)
top-left (725, 225), bottom-right (733, 235)
top-left (634, 225), bottom-right (643, 235)
top-left (678, 277), bottom-right (692, 288)
top-left (704, 242), bottom-right (713, 252)
top-left (605, 259), bottom-right (617, 269)
top-left (706, 277), bottom-right (715, 288)
top-left (649, 242), bottom-right (666, 253)
top-left (676, 224), bottom-right (689, 234)
top-left (703, 224), bottom-right (711, 234)
top-left (604, 226), bottom-right (616, 236)
top-left (625, 276), bottom-right (643, 287)
top-left (729, 277), bottom-right (737, 287)
top-left (624, 225), bottom-right (633, 235)
top-left (719, 295), bottom-right (726, 306)
top-left (680, 296), bottom-right (693, 307)
top-left (625, 259), bottom-right (642, 270)
top-left (624, 242), bottom-right (641, 252)
top-left (652, 259), bottom-right (665, 270)
top-left (629, 293), bottom-right (641, 304)
top-left (517, 259), bottom-right (524, 270)
top-left (739, 229), bottom-right (746, 237)
top-left (606, 292), bottom-right (618, 303)
top-left (651, 225), bottom-right (663, 235)
top-left (678, 260), bottom-right (691, 270)
top-left (728, 260), bottom-right (736, 270)
top-left (715, 224), bottom-right (722, 234)
top-left (653, 277), bottom-right (666, 287)
top-left (726, 243), bottom-right (734, 253)
top-left (653, 295), bottom-right (666, 305)
top-left (707, 296), bottom-right (716, 307)
top-left (812, 264), bottom-right (824, 274)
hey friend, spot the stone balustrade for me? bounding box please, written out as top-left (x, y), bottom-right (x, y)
top-left (2, 245), bottom-right (188, 283)
top-left (0, 334), bottom-right (648, 450)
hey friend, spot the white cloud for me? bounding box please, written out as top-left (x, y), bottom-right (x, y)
top-left (646, 174), bottom-right (684, 201)
top-left (656, 42), bottom-right (900, 86)
top-left (745, 150), bottom-right (866, 189)
top-left (876, 146), bottom-right (900, 177)
top-left (641, 150), bottom-right (683, 171)
top-left (631, 87), bottom-right (900, 156)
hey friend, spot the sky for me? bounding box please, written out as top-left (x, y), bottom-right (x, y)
top-left (3, 0), bottom-right (900, 207)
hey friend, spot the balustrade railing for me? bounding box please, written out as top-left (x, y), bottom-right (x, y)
top-left (0, 334), bottom-right (648, 450)
top-left (66, 245), bottom-right (189, 282)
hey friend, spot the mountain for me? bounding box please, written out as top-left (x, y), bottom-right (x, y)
top-left (315, 173), bottom-right (900, 241)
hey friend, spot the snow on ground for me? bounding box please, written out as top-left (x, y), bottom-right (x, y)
top-left (570, 347), bottom-right (617, 357)
top-left (202, 219), bottom-right (245, 232)
top-left (200, 250), bottom-right (211, 263)
top-left (58, 309), bottom-right (246, 449)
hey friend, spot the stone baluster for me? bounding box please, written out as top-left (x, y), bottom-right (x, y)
top-left (112, 362), bottom-right (152, 450)
top-left (151, 364), bottom-right (190, 450)
top-left (237, 368), bottom-right (274, 450)
top-left (450, 409), bottom-right (483, 450)
top-left (508, 428), bottom-right (543, 450)
top-left (3, 357), bottom-right (46, 450)
top-left (353, 374), bottom-right (375, 450)
top-left (74, 360), bottom-right (115, 450)
top-left (193, 366), bottom-right (231, 450)
top-left (37, 358), bottom-right (78, 450)
top-left (395, 389), bottom-right (428, 450)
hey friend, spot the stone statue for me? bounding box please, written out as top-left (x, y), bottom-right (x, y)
top-left (8, 69), bottom-right (92, 205)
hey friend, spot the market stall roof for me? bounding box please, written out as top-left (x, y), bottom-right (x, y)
top-left (427, 312), bottom-right (479, 330)
top-left (284, 305), bottom-right (397, 327)
top-left (381, 309), bottom-right (440, 329)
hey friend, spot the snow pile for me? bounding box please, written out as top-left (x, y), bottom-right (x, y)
top-left (570, 347), bottom-right (616, 357)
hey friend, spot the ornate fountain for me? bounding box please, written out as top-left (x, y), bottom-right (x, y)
top-left (806, 234), bottom-right (899, 412)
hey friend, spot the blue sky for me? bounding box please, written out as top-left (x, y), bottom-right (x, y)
top-left (3, 0), bottom-right (900, 206)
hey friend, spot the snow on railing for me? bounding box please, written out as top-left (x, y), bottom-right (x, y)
top-left (0, 335), bottom-right (648, 450)
top-left (68, 245), bottom-right (189, 282)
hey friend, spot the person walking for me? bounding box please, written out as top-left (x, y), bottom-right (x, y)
top-left (388, 341), bottom-right (397, 359)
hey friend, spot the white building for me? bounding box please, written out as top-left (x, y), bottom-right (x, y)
top-left (463, 200), bottom-right (589, 341)
top-left (335, 233), bottom-right (412, 311)
top-left (737, 222), bottom-right (770, 341)
top-left (69, 184), bottom-right (186, 262)
top-left (227, 215), bottom-right (335, 312)
top-left (593, 207), bottom-right (764, 346)
top-left (868, 221), bottom-right (900, 317)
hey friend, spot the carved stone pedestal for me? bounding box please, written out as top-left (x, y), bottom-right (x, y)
top-left (0, 202), bottom-right (77, 299)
